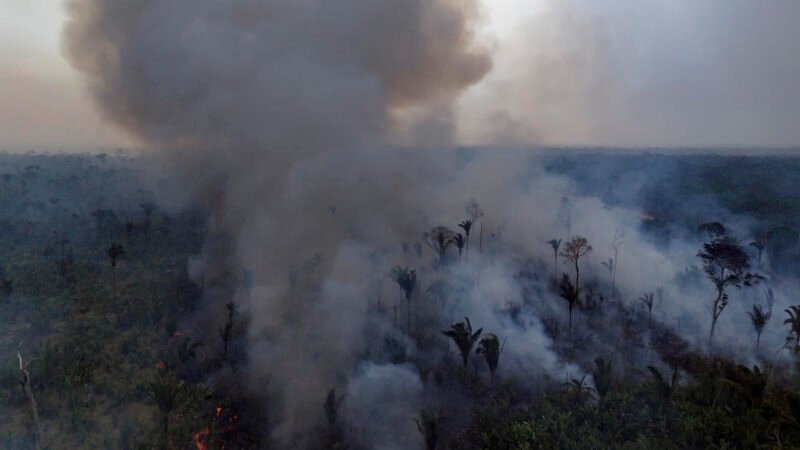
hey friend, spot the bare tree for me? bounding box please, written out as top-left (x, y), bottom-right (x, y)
top-left (560, 236), bottom-right (593, 301)
top-left (18, 351), bottom-right (43, 450)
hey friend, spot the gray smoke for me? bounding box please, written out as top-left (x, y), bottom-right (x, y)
top-left (459, 0), bottom-right (800, 147)
top-left (62, 0), bottom-right (800, 447)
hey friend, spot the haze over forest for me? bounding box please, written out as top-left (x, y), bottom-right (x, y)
top-left (2, 1), bottom-right (800, 449)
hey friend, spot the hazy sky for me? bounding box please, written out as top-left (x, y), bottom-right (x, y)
top-left (0, 0), bottom-right (131, 151)
top-left (2, 0), bottom-right (800, 151)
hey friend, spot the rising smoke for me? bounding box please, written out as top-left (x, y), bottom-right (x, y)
top-left (63, 0), bottom-right (799, 448)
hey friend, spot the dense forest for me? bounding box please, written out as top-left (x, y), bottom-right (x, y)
top-left (3, 150), bottom-right (800, 449)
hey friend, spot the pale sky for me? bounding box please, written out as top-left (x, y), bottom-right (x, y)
top-left (0, 0), bottom-right (530, 152)
top-left (2, 0), bottom-right (800, 151)
top-left (0, 0), bottom-right (133, 151)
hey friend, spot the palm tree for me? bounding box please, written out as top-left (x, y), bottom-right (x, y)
top-left (476, 334), bottom-right (504, 385)
top-left (562, 375), bottom-right (593, 404)
top-left (390, 266), bottom-right (417, 333)
top-left (546, 239), bottom-right (561, 280)
top-left (749, 236), bottom-right (767, 267)
top-left (784, 305), bottom-right (800, 350)
top-left (426, 227), bottom-right (456, 265)
top-left (323, 388), bottom-right (346, 428)
top-left (592, 358), bottom-right (613, 408)
top-left (558, 274), bottom-right (579, 341)
top-left (747, 304), bottom-right (771, 350)
top-left (414, 409), bottom-right (438, 450)
top-left (107, 243), bottom-right (125, 302)
top-left (145, 375), bottom-right (185, 437)
top-left (646, 365), bottom-right (679, 417)
top-left (453, 233), bottom-right (466, 260)
top-left (442, 317), bottom-right (482, 367)
top-left (639, 292), bottom-right (655, 328)
top-left (560, 236), bottom-right (593, 302)
top-left (458, 220), bottom-right (473, 259)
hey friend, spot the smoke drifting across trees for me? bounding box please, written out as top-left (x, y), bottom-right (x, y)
top-left (63, 0), bottom-right (800, 448)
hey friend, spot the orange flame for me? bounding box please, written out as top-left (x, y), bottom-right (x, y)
top-left (193, 427), bottom-right (209, 450)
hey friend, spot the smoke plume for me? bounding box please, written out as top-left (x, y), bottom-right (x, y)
top-left (63, 0), bottom-right (800, 447)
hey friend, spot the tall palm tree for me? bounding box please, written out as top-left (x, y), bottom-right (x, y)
top-left (426, 227), bottom-right (456, 265)
top-left (749, 236), bottom-right (767, 267)
top-left (414, 409), bottom-right (438, 450)
top-left (458, 220), bottom-right (473, 259)
top-left (390, 266), bottom-right (417, 333)
top-left (442, 317), bottom-right (482, 367)
top-left (145, 375), bottom-right (185, 437)
top-left (546, 239), bottom-right (561, 280)
top-left (558, 274), bottom-right (579, 341)
top-left (647, 365), bottom-right (679, 416)
top-left (747, 304), bottom-right (771, 350)
top-left (784, 305), bottom-right (800, 350)
top-left (592, 358), bottom-right (614, 408)
top-left (107, 243), bottom-right (125, 302)
top-left (476, 334), bottom-right (504, 385)
top-left (323, 388), bottom-right (346, 428)
top-left (453, 233), bottom-right (466, 260)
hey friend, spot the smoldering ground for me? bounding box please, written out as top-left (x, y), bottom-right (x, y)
top-left (63, 0), bottom-right (800, 448)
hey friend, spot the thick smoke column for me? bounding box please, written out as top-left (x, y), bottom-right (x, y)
top-left (64, 0), bottom-right (492, 446)
top-left (62, 0), bottom-right (798, 447)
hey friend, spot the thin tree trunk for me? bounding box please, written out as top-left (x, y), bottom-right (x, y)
top-left (18, 353), bottom-right (42, 450)
top-left (756, 332), bottom-right (761, 350)
top-left (568, 304), bottom-right (573, 341)
top-left (553, 251), bottom-right (558, 280)
top-left (478, 221), bottom-right (483, 255)
top-left (708, 315), bottom-right (718, 346)
top-left (112, 267), bottom-right (117, 302)
top-left (407, 296), bottom-right (411, 335)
